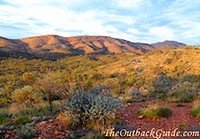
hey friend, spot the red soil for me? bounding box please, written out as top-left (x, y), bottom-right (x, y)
top-left (117, 101), bottom-right (200, 139)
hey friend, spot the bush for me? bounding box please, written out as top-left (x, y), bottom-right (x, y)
top-left (15, 106), bottom-right (58, 118)
top-left (37, 72), bottom-right (71, 111)
top-left (0, 88), bottom-right (12, 107)
top-left (190, 100), bottom-right (200, 118)
top-left (139, 104), bottom-right (172, 119)
top-left (176, 93), bottom-right (193, 103)
top-left (169, 91), bottom-right (194, 103)
top-left (13, 116), bottom-right (31, 126)
top-left (56, 111), bottom-right (73, 128)
top-left (22, 72), bottom-right (37, 85)
top-left (190, 107), bottom-right (200, 118)
top-left (12, 86), bottom-right (42, 108)
top-left (64, 90), bottom-right (123, 133)
top-left (0, 97), bottom-right (10, 107)
top-left (153, 74), bottom-right (174, 94)
top-left (0, 113), bottom-right (8, 125)
top-left (17, 123), bottom-right (36, 139)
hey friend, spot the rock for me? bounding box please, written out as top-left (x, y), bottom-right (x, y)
top-left (138, 115), bottom-right (144, 119)
top-left (54, 130), bottom-right (59, 136)
top-left (48, 119), bottom-right (54, 123)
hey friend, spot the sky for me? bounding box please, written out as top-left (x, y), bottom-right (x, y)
top-left (0, 0), bottom-right (199, 44)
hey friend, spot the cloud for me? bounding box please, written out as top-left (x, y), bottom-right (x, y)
top-left (0, 0), bottom-right (137, 39)
top-left (149, 26), bottom-right (175, 41)
top-left (4, 0), bottom-right (86, 7)
top-left (112, 0), bottom-right (147, 9)
top-left (0, 0), bottom-right (199, 44)
top-left (127, 28), bottom-right (140, 34)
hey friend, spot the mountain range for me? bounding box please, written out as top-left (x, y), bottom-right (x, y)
top-left (0, 35), bottom-right (186, 60)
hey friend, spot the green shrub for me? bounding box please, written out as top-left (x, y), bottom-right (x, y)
top-left (170, 91), bottom-right (194, 103)
top-left (13, 116), bottom-right (31, 126)
top-left (17, 123), bottom-right (36, 139)
top-left (156, 108), bottom-right (172, 118)
top-left (0, 113), bottom-right (8, 125)
top-left (190, 106), bottom-right (200, 118)
top-left (178, 93), bottom-right (193, 103)
top-left (15, 106), bottom-right (58, 118)
top-left (178, 124), bottom-right (186, 130)
top-left (150, 89), bottom-right (168, 100)
top-left (139, 104), bottom-right (172, 119)
top-left (64, 90), bottom-right (123, 132)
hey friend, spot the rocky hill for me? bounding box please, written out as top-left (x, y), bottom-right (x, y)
top-left (152, 40), bottom-right (186, 48)
top-left (0, 35), bottom-right (186, 60)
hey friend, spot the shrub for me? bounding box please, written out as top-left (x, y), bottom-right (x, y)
top-left (0, 113), bottom-right (8, 125)
top-left (177, 93), bottom-right (193, 103)
top-left (139, 104), bottom-right (172, 119)
top-left (190, 107), bottom-right (200, 118)
top-left (14, 106), bottom-right (58, 118)
top-left (170, 91), bottom-right (194, 103)
top-left (11, 86), bottom-right (42, 108)
top-left (153, 74), bottom-right (174, 94)
top-left (56, 110), bottom-right (73, 128)
top-left (0, 87), bottom-right (12, 107)
top-left (64, 90), bottom-right (123, 133)
top-left (16, 123), bottom-right (36, 139)
top-left (13, 116), bottom-right (31, 126)
top-left (22, 72), bottom-right (37, 85)
top-left (0, 97), bottom-right (10, 107)
top-left (37, 72), bottom-right (71, 111)
top-left (190, 100), bottom-right (200, 118)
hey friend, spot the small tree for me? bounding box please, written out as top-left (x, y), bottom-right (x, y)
top-left (37, 72), bottom-right (71, 111)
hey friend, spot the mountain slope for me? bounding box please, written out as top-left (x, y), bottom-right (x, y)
top-left (152, 40), bottom-right (186, 48)
top-left (0, 35), bottom-right (186, 60)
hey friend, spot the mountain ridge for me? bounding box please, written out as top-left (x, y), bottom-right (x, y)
top-left (0, 35), bottom-right (187, 60)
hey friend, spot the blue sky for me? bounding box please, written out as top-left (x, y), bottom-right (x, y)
top-left (0, 0), bottom-right (199, 44)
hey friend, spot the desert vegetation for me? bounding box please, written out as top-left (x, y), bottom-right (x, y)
top-left (0, 47), bottom-right (199, 138)
top-left (138, 103), bottom-right (172, 119)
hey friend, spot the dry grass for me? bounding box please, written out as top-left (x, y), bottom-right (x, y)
top-left (139, 103), bottom-right (172, 119)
